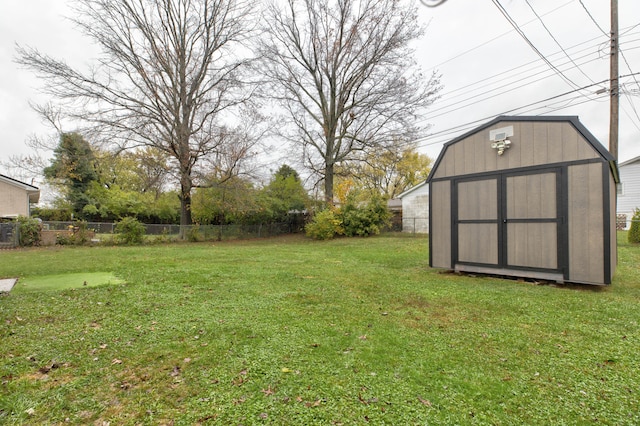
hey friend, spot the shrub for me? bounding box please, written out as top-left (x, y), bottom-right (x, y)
top-left (341, 196), bottom-right (391, 237)
top-left (305, 209), bottom-right (343, 240)
top-left (629, 208), bottom-right (640, 244)
top-left (16, 216), bottom-right (42, 247)
top-left (186, 224), bottom-right (203, 242)
top-left (114, 217), bottom-right (146, 245)
top-left (57, 220), bottom-right (93, 245)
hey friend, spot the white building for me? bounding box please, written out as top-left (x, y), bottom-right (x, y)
top-left (617, 156), bottom-right (640, 229)
top-left (0, 174), bottom-right (40, 218)
top-left (398, 181), bottom-right (429, 234)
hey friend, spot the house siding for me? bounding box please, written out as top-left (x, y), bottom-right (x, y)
top-left (0, 181), bottom-right (31, 217)
top-left (400, 183), bottom-right (429, 233)
top-left (617, 159), bottom-right (640, 215)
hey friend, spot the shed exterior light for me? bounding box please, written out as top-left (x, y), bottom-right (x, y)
top-left (489, 126), bottom-right (514, 156)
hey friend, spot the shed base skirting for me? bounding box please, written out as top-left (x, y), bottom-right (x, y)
top-left (455, 264), bottom-right (564, 283)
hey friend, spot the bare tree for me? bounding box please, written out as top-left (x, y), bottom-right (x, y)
top-left (259, 0), bottom-right (440, 204)
top-left (16, 0), bottom-right (256, 227)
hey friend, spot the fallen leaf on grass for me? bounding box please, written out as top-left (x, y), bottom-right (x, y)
top-left (358, 394), bottom-right (378, 405)
top-left (170, 366), bottom-right (181, 377)
top-left (418, 396), bottom-right (432, 406)
top-left (232, 372), bottom-right (247, 386)
top-left (111, 359), bottom-right (123, 365)
top-left (305, 399), bottom-right (322, 407)
top-left (197, 414), bottom-right (218, 423)
top-left (261, 385), bottom-right (275, 396)
top-left (38, 361), bottom-right (60, 374)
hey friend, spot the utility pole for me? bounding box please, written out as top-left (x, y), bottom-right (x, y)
top-left (609, 0), bottom-right (619, 160)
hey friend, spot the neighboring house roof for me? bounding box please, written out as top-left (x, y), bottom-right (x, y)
top-left (0, 174), bottom-right (40, 203)
top-left (397, 181), bottom-right (428, 199)
top-left (618, 155), bottom-right (640, 168)
top-left (387, 198), bottom-right (402, 211)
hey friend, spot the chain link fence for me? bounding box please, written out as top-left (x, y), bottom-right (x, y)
top-left (400, 216), bottom-right (640, 234)
top-left (0, 222), bottom-right (18, 249)
top-left (41, 220), bottom-right (302, 242)
top-left (617, 214), bottom-right (639, 231)
top-left (400, 217), bottom-right (429, 234)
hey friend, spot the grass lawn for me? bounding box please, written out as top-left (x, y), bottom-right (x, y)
top-left (1, 233), bottom-right (639, 425)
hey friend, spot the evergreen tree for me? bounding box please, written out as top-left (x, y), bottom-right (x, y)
top-left (263, 165), bottom-right (310, 221)
top-left (44, 132), bottom-right (98, 217)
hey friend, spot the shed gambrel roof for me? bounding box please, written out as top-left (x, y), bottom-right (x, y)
top-left (0, 174), bottom-right (40, 203)
top-left (426, 115), bottom-right (619, 183)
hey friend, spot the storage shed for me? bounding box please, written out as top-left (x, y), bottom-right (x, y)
top-left (427, 116), bottom-right (618, 285)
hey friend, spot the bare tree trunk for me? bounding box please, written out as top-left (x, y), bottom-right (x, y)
top-left (324, 162), bottom-right (334, 205)
top-left (260, 0), bottom-right (440, 202)
top-left (180, 178), bottom-right (193, 227)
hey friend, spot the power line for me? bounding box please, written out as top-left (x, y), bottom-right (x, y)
top-left (578, 0), bottom-right (608, 36)
top-left (420, 48), bottom-right (607, 122)
top-left (524, 0), bottom-right (596, 84)
top-left (436, 34), bottom-right (608, 100)
top-left (428, 0), bottom-right (575, 71)
top-left (491, 0), bottom-right (586, 93)
top-left (413, 72), bottom-right (640, 149)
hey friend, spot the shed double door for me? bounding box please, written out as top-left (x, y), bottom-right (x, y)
top-left (454, 169), bottom-right (562, 273)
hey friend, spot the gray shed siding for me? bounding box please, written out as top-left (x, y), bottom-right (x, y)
top-left (432, 121), bottom-right (599, 180)
top-left (567, 162), bottom-right (605, 284)
top-left (427, 116), bottom-right (617, 286)
top-left (430, 180), bottom-right (451, 269)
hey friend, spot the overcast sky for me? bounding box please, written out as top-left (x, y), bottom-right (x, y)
top-left (1, 0), bottom-right (639, 183)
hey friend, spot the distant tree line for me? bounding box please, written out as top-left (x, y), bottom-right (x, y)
top-left (35, 132), bottom-right (313, 226)
top-left (34, 131), bottom-right (431, 228)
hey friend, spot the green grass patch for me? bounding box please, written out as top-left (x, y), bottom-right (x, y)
top-left (14, 272), bottom-right (124, 293)
top-left (0, 233), bottom-right (639, 425)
